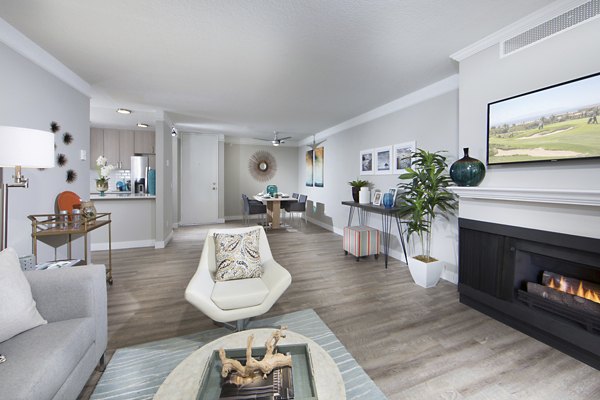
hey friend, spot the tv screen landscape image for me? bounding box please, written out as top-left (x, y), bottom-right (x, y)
top-left (487, 72), bottom-right (600, 165)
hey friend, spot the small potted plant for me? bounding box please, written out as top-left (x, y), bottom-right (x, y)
top-left (95, 156), bottom-right (115, 196)
top-left (396, 149), bottom-right (457, 288)
top-left (348, 179), bottom-right (370, 202)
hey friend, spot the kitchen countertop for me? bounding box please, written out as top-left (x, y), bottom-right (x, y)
top-left (90, 192), bottom-right (156, 200)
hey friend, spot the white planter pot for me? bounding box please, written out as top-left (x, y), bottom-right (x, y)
top-left (407, 256), bottom-right (443, 288)
top-left (358, 188), bottom-right (371, 204)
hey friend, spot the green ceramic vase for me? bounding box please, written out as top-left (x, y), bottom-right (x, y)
top-left (450, 148), bottom-right (486, 187)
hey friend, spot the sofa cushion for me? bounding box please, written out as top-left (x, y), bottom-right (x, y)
top-left (0, 248), bottom-right (46, 343)
top-left (214, 229), bottom-right (262, 281)
top-left (0, 317), bottom-right (94, 400)
top-left (211, 278), bottom-right (269, 310)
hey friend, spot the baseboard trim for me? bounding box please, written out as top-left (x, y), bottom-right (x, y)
top-left (307, 216), bottom-right (456, 284)
top-left (225, 215), bottom-right (243, 221)
top-left (91, 239), bottom-right (155, 251)
top-left (441, 269), bottom-right (459, 284)
top-left (155, 230), bottom-right (174, 249)
top-left (306, 217), bottom-right (344, 236)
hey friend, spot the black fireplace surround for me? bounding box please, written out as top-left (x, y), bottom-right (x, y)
top-left (458, 218), bottom-right (600, 370)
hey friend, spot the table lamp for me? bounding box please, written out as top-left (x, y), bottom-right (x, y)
top-left (0, 126), bottom-right (55, 250)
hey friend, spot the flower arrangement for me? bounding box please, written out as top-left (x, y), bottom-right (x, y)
top-left (95, 156), bottom-right (115, 185)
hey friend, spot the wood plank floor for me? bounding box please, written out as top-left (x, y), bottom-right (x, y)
top-left (79, 221), bottom-right (600, 399)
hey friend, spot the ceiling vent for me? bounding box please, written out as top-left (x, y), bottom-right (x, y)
top-left (501, 0), bottom-right (600, 57)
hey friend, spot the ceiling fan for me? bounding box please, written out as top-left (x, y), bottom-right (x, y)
top-left (255, 131), bottom-right (292, 146)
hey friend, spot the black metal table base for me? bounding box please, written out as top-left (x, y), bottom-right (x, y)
top-left (342, 201), bottom-right (408, 268)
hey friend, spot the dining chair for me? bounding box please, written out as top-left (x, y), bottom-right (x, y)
top-left (284, 194), bottom-right (307, 224)
top-left (242, 194), bottom-right (267, 225)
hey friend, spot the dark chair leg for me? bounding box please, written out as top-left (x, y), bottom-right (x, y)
top-left (97, 353), bottom-right (107, 372)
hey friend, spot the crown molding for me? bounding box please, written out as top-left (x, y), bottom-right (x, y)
top-left (0, 17), bottom-right (91, 97)
top-left (299, 74), bottom-right (458, 146)
top-left (450, 0), bottom-right (589, 62)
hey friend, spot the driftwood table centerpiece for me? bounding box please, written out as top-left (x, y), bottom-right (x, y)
top-left (218, 327), bottom-right (293, 385)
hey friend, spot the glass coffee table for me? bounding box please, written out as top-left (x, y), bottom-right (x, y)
top-left (154, 328), bottom-right (345, 399)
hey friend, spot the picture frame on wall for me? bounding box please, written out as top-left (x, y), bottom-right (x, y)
top-left (359, 149), bottom-right (374, 175)
top-left (372, 190), bottom-right (382, 205)
top-left (314, 147), bottom-right (324, 187)
top-left (305, 149), bottom-right (314, 187)
top-left (392, 141), bottom-right (416, 174)
top-left (375, 146), bottom-right (393, 175)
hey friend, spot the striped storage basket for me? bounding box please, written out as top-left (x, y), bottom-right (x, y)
top-left (343, 225), bottom-right (380, 261)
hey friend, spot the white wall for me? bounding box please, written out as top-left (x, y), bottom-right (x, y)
top-left (296, 89), bottom-right (459, 279)
top-left (155, 118), bottom-right (173, 247)
top-left (224, 143), bottom-right (299, 218)
top-left (459, 18), bottom-right (600, 189)
top-left (0, 42), bottom-right (89, 260)
top-left (457, 16), bottom-right (600, 239)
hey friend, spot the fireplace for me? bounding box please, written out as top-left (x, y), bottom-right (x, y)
top-left (458, 218), bottom-right (600, 370)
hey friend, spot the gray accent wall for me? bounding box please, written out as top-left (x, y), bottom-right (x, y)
top-left (0, 42), bottom-right (89, 260)
top-left (297, 90), bottom-right (459, 277)
top-left (224, 143), bottom-right (298, 218)
top-left (458, 17), bottom-right (600, 190)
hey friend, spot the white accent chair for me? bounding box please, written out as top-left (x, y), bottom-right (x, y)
top-left (185, 226), bottom-right (292, 331)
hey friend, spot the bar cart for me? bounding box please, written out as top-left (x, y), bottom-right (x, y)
top-left (28, 212), bottom-right (113, 284)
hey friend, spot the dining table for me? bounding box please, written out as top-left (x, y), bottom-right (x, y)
top-left (254, 194), bottom-right (297, 229)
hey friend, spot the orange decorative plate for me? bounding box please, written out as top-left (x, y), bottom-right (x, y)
top-left (56, 191), bottom-right (81, 212)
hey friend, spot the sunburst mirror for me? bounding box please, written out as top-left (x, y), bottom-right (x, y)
top-left (248, 150), bottom-right (277, 182)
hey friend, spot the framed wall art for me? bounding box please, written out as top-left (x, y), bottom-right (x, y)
top-left (305, 150), bottom-right (313, 187)
top-left (359, 149), bottom-right (374, 175)
top-left (375, 146), bottom-right (392, 175)
top-left (392, 141), bottom-right (416, 174)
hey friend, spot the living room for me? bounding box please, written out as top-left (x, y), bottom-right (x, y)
top-left (1, 1), bottom-right (600, 399)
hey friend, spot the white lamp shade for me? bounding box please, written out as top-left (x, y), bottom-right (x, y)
top-left (0, 126), bottom-right (55, 168)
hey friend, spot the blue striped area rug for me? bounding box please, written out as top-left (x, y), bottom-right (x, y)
top-left (91, 309), bottom-right (387, 400)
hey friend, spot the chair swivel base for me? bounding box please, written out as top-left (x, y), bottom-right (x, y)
top-left (214, 318), bottom-right (250, 332)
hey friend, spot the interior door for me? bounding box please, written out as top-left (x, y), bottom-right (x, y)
top-left (180, 133), bottom-right (219, 225)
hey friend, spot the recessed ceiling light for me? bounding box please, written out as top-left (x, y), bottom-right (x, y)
top-left (137, 123), bottom-right (149, 128)
top-left (116, 108), bottom-right (132, 114)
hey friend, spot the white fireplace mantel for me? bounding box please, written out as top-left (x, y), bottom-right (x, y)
top-left (449, 187), bottom-right (600, 207)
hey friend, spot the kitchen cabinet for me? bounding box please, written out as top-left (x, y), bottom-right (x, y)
top-left (90, 128), bottom-right (104, 169)
top-left (119, 130), bottom-right (134, 169)
top-left (95, 129), bottom-right (134, 169)
top-left (134, 131), bottom-right (155, 154)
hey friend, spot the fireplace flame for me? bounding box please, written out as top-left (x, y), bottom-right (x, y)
top-left (548, 277), bottom-right (600, 304)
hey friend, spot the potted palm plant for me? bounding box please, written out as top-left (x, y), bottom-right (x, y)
top-left (348, 179), bottom-right (370, 203)
top-left (396, 149), bottom-right (457, 288)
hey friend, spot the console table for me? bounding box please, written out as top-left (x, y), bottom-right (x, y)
top-left (341, 201), bottom-right (408, 268)
top-left (28, 212), bottom-right (113, 284)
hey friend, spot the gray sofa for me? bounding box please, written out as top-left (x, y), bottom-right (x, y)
top-left (0, 265), bottom-right (107, 400)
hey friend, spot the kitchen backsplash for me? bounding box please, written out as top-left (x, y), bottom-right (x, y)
top-left (89, 169), bottom-right (131, 192)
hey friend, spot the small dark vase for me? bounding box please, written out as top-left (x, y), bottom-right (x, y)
top-left (351, 187), bottom-right (360, 202)
top-left (382, 192), bottom-right (394, 208)
top-left (450, 148), bottom-right (486, 187)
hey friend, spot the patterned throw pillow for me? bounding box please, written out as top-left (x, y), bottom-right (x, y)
top-left (214, 229), bottom-right (262, 281)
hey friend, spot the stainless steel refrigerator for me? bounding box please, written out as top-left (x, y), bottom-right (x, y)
top-left (131, 155), bottom-right (149, 193)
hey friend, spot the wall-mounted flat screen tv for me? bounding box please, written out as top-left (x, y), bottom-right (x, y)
top-left (487, 72), bottom-right (600, 166)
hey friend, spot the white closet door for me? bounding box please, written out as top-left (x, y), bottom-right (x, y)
top-left (180, 133), bottom-right (219, 225)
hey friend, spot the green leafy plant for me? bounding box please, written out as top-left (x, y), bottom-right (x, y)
top-left (348, 179), bottom-right (370, 188)
top-left (396, 149), bottom-right (457, 263)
